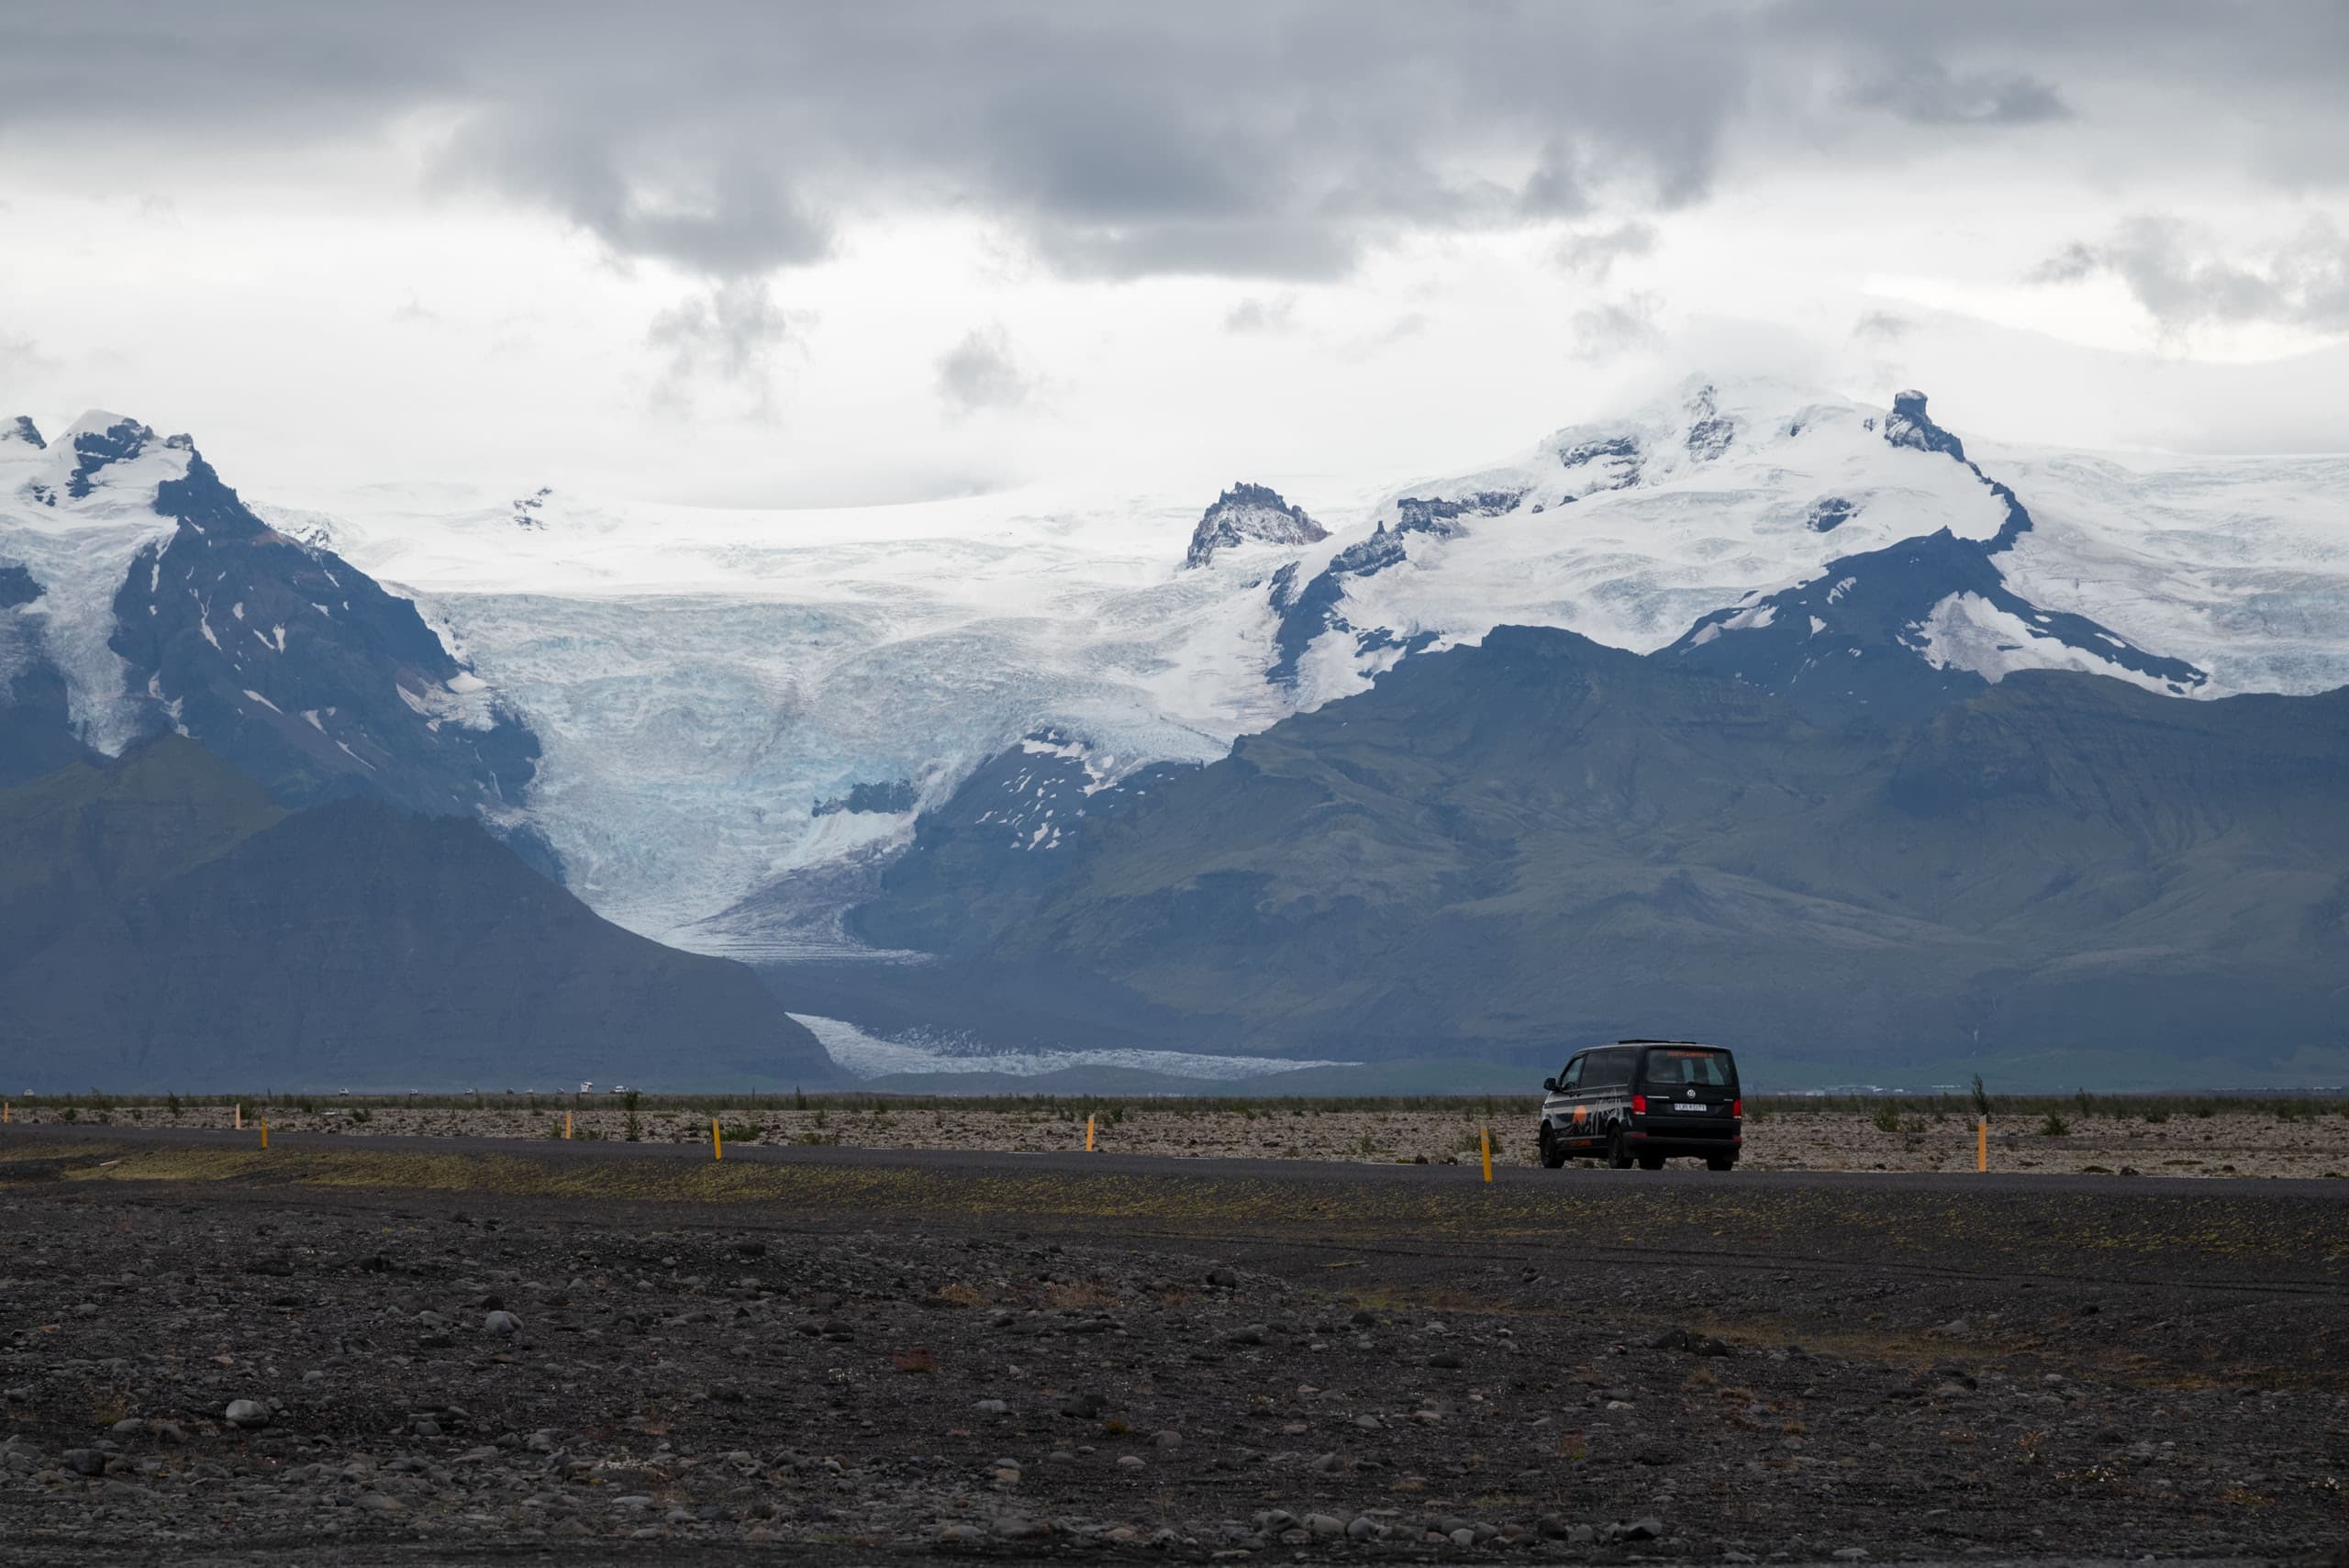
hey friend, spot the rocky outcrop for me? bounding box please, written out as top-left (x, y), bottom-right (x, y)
top-left (1883, 390), bottom-right (1966, 462)
top-left (1183, 483), bottom-right (1328, 568)
top-left (813, 778), bottom-right (918, 817)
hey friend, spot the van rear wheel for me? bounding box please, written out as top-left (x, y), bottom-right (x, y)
top-left (1706, 1153), bottom-right (1737, 1172)
top-left (1636, 1152), bottom-right (1665, 1172)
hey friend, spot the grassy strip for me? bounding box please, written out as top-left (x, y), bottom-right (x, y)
top-left (10, 1138), bottom-right (2343, 1285)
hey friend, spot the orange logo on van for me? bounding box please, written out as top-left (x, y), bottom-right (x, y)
top-left (1572, 1105), bottom-right (1588, 1127)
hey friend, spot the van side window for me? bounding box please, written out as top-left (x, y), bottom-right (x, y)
top-left (1588, 1051), bottom-right (1630, 1088)
top-left (1560, 1056), bottom-right (1584, 1092)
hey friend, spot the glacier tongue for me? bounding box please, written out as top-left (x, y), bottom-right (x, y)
top-left (790, 1012), bottom-right (1354, 1082)
top-left (405, 572), bottom-right (1278, 948)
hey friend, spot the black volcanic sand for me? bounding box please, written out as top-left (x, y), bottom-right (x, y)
top-left (0, 1130), bottom-right (2343, 1565)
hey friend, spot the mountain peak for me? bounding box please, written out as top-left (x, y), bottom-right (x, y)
top-left (1883, 389), bottom-right (1966, 462)
top-left (52, 411), bottom-right (198, 501)
top-left (1183, 482), bottom-right (1329, 568)
top-left (3, 417), bottom-right (43, 451)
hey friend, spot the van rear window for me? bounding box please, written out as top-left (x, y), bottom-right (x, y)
top-left (1582, 1051), bottom-right (1635, 1088)
top-left (1640, 1048), bottom-right (1735, 1089)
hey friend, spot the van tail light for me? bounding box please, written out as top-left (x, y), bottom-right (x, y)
top-left (1631, 1094), bottom-right (1646, 1114)
top-left (1732, 1098), bottom-right (1742, 1118)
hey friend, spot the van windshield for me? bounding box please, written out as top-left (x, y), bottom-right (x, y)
top-left (1640, 1048), bottom-right (1736, 1090)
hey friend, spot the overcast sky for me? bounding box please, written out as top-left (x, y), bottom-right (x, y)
top-left (4, 1), bottom-right (2346, 508)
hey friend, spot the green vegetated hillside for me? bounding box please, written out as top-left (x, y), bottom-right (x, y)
top-left (0, 737), bottom-right (839, 1091)
top-left (850, 627), bottom-right (2349, 1086)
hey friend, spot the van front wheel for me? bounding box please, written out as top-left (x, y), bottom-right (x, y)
top-left (1607, 1129), bottom-right (1632, 1170)
top-left (1539, 1126), bottom-right (1567, 1170)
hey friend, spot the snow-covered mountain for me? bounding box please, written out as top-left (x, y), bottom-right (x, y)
top-left (8, 374), bottom-right (2347, 956)
top-left (0, 412), bottom-right (548, 859)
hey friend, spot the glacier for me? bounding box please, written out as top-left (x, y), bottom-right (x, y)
top-left (11, 373), bottom-right (2349, 956)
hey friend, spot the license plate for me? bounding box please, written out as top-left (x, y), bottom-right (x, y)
top-left (1675, 1103), bottom-right (1705, 1113)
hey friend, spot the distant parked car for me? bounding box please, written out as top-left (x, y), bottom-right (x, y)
top-left (1537, 1040), bottom-right (1742, 1171)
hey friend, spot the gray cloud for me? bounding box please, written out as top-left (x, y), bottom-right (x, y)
top-left (1570, 294), bottom-right (1663, 362)
top-left (0, 329), bottom-right (59, 382)
top-left (1845, 59), bottom-right (2069, 126)
top-left (2032, 216), bottom-right (2349, 336)
top-left (1224, 294), bottom-right (1299, 335)
top-left (2, 2), bottom-right (2342, 286)
top-left (1555, 222), bottom-right (1657, 284)
top-left (934, 325), bottom-right (1031, 416)
top-left (444, 128), bottom-right (831, 279)
top-left (647, 280), bottom-right (801, 414)
top-left (1851, 309), bottom-right (1915, 340)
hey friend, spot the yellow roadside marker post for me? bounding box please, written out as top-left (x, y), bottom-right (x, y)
top-left (1977, 1118), bottom-right (1987, 1173)
top-left (1086, 1115), bottom-right (1097, 1151)
top-left (564, 1111), bottom-right (573, 1140)
top-left (3, 1101), bottom-right (8, 1124)
top-left (234, 1103), bottom-right (242, 1131)
top-left (712, 1118), bottom-right (723, 1161)
top-left (261, 1118), bottom-right (269, 1151)
top-left (1480, 1127), bottom-right (1493, 1183)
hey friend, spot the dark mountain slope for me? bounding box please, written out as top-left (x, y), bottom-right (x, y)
top-left (0, 562), bottom-right (95, 787)
top-left (0, 738), bottom-right (839, 1091)
top-left (100, 429), bottom-right (559, 876)
top-left (845, 627), bottom-right (2349, 1078)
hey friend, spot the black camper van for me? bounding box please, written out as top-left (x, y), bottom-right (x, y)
top-left (1536, 1040), bottom-right (1742, 1171)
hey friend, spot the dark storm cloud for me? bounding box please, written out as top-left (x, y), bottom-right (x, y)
top-left (4, 2), bottom-right (2343, 284)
